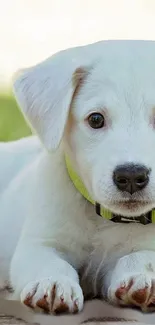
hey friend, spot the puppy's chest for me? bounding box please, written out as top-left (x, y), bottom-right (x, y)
top-left (94, 223), bottom-right (155, 255)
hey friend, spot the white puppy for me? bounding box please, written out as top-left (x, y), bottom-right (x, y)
top-left (0, 40), bottom-right (155, 314)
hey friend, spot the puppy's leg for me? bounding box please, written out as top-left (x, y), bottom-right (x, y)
top-left (10, 242), bottom-right (84, 314)
top-left (106, 250), bottom-right (155, 312)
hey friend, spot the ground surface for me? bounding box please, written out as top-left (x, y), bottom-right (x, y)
top-left (0, 314), bottom-right (30, 324)
top-left (0, 300), bottom-right (154, 325)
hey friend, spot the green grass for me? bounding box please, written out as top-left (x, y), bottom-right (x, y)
top-left (0, 93), bottom-right (31, 141)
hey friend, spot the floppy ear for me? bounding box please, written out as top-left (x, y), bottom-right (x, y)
top-left (13, 48), bottom-right (89, 151)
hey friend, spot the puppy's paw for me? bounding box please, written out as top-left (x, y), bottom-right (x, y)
top-left (21, 276), bottom-right (84, 314)
top-left (108, 273), bottom-right (155, 312)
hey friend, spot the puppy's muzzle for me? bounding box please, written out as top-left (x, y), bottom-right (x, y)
top-left (113, 164), bottom-right (150, 194)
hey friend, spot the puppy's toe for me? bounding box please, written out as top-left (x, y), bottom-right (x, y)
top-left (108, 273), bottom-right (155, 311)
top-left (21, 276), bottom-right (84, 314)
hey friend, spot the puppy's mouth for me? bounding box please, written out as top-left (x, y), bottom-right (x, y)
top-left (116, 199), bottom-right (150, 210)
top-left (109, 198), bottom-right (153, 217)
top-left (98, 191), bottom-right (154, 217)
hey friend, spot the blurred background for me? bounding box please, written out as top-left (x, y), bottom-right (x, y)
top-left (1, 0), bottom-right (155, 141)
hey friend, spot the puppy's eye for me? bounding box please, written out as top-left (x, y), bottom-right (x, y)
top-left (87, 113), bottom-right (105, 129)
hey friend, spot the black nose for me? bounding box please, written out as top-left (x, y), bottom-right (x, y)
top-left (113, 164), bottom-right (150, 194)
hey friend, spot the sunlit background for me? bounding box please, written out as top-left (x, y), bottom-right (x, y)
top-left (1, 0), bottom-right (155, 140)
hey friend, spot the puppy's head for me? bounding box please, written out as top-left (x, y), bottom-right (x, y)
top-left (13, 40), bottom-right (155, 218)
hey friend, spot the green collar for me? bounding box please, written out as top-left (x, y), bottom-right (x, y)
top-left (65, 155), bottom-right (155, 224)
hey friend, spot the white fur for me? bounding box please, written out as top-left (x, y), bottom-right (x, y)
top-left (0, 40), bottom-right (155, 313)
